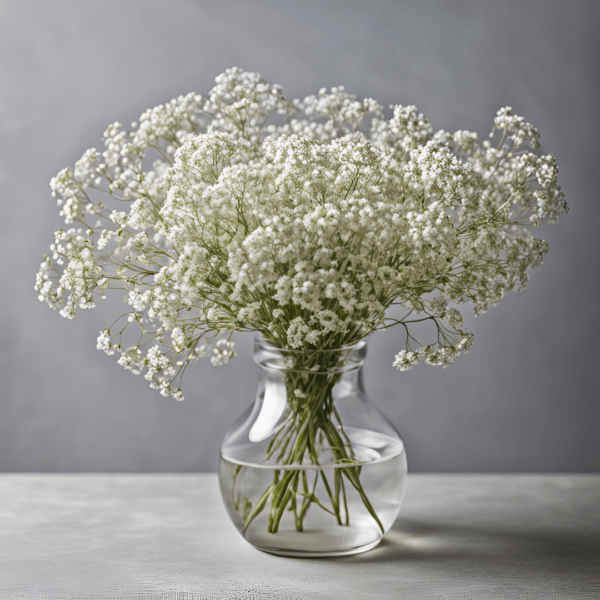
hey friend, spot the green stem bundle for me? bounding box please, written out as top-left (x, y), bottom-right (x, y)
top-left (236, 351), bottom-right (383, 535)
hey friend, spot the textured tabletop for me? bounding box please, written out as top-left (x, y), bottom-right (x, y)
top-left (0, 474), bottom-right (599, 599)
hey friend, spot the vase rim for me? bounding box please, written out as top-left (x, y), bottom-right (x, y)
top-left (253, 333), bottom-right (367, 354)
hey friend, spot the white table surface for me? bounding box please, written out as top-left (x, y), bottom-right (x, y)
top-left (0, 474), bottom-right (599, 599)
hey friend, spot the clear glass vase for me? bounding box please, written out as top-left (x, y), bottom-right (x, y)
top-left (218, 336), bottom-right (408, 557)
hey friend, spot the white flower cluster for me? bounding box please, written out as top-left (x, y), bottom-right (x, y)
top-left (371, 104), bottom-right (433, 154)
top-left (36, 227), bottom-right (104, 319)
top-left (36, 68), bottom-right (567, 397)
top-left (210, 339), bottom-right (236, 366)
top-left (285, 86), bottom-right (383, 142)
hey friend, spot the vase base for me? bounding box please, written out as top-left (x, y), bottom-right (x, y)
top-left (243, 520), bottom-right (383, 558)
top-left (253, 537), bottom-right (382, 558)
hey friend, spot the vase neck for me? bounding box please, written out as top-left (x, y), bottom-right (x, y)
top-left (253, 336), bottom-right (367, 374)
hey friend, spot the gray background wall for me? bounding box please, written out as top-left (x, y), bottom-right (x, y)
top-left (1, 0), bottom-right (598, 472)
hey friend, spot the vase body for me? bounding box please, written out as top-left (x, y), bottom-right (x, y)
top-left (218, 337), bottom-right (407, 557)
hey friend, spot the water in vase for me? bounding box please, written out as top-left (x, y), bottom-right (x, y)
top-left (219, 429), bottom-right (407, 557)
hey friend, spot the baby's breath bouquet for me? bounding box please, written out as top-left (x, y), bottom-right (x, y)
top-left (36, 68), bottom-right (566, 545)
